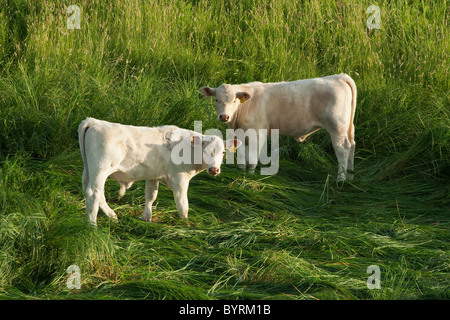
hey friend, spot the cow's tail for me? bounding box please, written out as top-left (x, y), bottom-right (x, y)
top-left (78, 117), bottom-right (96, 193)
top-left (341, 74), bottom-right (357, 143)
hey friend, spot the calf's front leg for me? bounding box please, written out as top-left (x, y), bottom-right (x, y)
top-left (142, 180), bottom-right (159, 222)
top-left (171, 178), bottom-right (190, 219)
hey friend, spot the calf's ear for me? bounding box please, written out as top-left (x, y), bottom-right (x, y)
top-left (199, 86), bottom-right (216, 97)
top-left (236, 92), bottom-right (251, 104)
top-left (224, 139), bottom-right (243, 152)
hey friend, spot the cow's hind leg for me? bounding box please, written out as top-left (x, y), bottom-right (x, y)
top-left (346, 124), bottom-right (356, 180)
top-left (330, 133), bottom-right (351, 182)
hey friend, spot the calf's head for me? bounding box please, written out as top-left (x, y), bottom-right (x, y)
top-left (200, 84), bottom-right (251, 123)
top-left (191, 135), bottom-right (242, 175)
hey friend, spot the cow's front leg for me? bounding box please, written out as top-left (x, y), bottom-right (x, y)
top-left (142, 180), bottom-right (159, 222)
top-left (172, 178), bottom-right (189, 219)
top-left (246, 136), bottom-right (259, 173)
top-left (237, 139), bottom-right (247, 170)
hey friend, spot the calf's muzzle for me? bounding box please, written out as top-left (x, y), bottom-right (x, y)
top-left (208, 167), bottom-right (220, 176)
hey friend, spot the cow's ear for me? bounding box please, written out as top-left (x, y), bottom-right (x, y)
top-left (236, 92), bottom-right (251, 104)
top-left (191, 135), bottom-right (202, 146)
top-left (224, 139), bottom-right (242, 152)
top-left (199, 86), bottom-right (216, 97)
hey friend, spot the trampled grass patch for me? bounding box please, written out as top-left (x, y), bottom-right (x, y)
top-left (0, 0), bottom-right (448, 300)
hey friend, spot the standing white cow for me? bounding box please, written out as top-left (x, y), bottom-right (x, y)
top-left (200, 73), bottom-right (357, 181)
top-left (78, 118), bottom-right (241, 225)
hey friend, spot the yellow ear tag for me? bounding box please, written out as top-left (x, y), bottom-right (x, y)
top-left (239, 96), bottom-right (246, 104)
top-left (229, 146), bottom-right (237, 153)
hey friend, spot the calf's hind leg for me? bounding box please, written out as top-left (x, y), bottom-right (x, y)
top-left (99, 193), bottom-right (118, 221)
top-left (85, 172), bottom-right (109, 226)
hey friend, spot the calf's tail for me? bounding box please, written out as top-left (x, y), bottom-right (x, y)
top-left (78, 118), bottom-right (96, 192)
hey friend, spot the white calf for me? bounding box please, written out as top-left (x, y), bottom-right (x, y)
top-left (78, 118), bottom-right (240, 225)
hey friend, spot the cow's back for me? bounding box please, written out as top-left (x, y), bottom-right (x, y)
top-left (235, 75), bottom-right (352, 136)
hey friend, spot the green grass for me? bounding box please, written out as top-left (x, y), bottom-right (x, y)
top-left (0, 0), bottom-right (448, 300)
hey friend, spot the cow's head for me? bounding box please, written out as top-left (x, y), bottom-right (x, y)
top-left (191, 135), bottom-right (242, 176)
top-left (200, 84), bottom-right (251, 123)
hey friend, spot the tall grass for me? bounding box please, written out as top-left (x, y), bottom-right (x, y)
top-left (0, 0), bottom-right (448, 299)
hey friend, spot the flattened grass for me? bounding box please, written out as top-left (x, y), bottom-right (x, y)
top-left (0, 0), bottom-right (448, 299)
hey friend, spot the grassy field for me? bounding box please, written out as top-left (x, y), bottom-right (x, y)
top-left (0, 0), bottom-right (448, 300)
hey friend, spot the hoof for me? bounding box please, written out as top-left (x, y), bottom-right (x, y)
top-left (246, 164), bottom-right (257, 173)
top-left (347, 170), bottom-right (355, 181)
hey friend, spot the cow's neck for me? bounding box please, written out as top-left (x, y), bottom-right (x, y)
top-left (228, 101), bottom-right (261, 131)
top-left (229, 102), bottom-right (249, 130)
